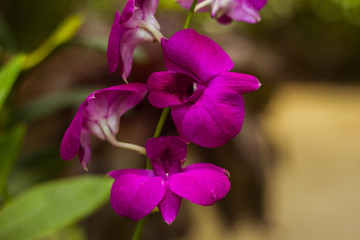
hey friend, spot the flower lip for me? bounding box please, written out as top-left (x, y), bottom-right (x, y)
top-left (146, 71), bottom-right (206, 108)
top-left (167, 73), bottom-right (205, 105)
top-left (146, 136), bottom-right (186, 179)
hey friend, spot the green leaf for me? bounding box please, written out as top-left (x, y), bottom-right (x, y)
top-left (0, 54), bottom-right (27, 111)
top-left (41, 225), bottom-right (86, 240)
top-left (0, 124), bottom-right (26, 197)
top-left (0, 175), bottom-right (113, 240)
top-left (22, 13), bottom-right (85, 70)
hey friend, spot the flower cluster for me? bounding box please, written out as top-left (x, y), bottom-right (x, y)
top-left (61, 0), bottom-right (266, 226)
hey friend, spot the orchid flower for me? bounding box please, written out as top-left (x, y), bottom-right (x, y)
top-left (177, 0), bottom-right (267, 24)
top-left (60, 83), bottom-right (147, 170)
top-left (107, 0), bottom-right (163, 82)
top-left (108, 136), bottom-right (230, 224)
top-left (147, 29), bottom-right (261, 148)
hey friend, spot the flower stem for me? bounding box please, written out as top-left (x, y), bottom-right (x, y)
top-left (131, 217), bottom-right (147, 240)
top-left (153, 107), bottom-right (171, 138)
top-left (132, 2), bottom-right (198, 239)
top-left (195, 0), bottom-right (212, 12)
top-left (183, 0), bottom-right (199, 29)
top-left (98, 119), bottom-right (146, 155)
top-left (140, 22), bottom-right (163, 42)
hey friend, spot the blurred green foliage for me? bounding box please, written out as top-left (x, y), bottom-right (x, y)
top-left (0, 6), bottom-right (111, 239)
top-left (0, 124), bottom-right (26, 202)
top-left (0, 54), bottom-right (27, 111)
top-left (22, 14), bottom-right (84, 70)
top-left (0, 175), bottom-right (112, 240)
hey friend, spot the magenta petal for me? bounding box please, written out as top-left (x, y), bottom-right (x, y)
top-left (217, 15), bottom-right (233, 24)
top-left (171, 105), bottom-right (190, 142)
top-left (107, 11), bottom-right (121, 74)
top-left (226, 0), bottom-right (262, 23)
top-left (101, 82), bottom-right (146, 93)
top-left (161, 29), bottom-right (233, 82)
top-left (83, 83), bottom-right (147, 136)
top-left (145, 136), bottom-right (186, 178)
top-left (177, 0), bottom-right (208, 12)
top-left (108, 168), bottom-right (155, 179)
top-left (176, 0), bottom-right (193, 10)
top-left (60, 83), bottom-right (146, 168)
top-left (168, 163), bottom-right (230, 206)
top-left (120, 0), bottom-right (136, 23)
top-left (99, 83), bottom-right (147, 117)
top-left (173, 88), bottom-right (244, 147)
top-left (78, 130), bottom-right (91, 169)
top-left (139, 0), bottom-right (159, 17)
top-left (107, 0), bottom-right (160, 81)
top-left (147, 72), bottom-right (196, 108)
top-left (60, 106), bottom-right (83, 161)
top-left (158, 182), bottom-right (182, 225)
top-left (209, 72), bottom-right (261, 94)
top-left (252, 0), bottom-right (267, 10)
top-left (120, 28), bottom-right (142, 80)
top-left (109, 169), bottom-right (165, 221)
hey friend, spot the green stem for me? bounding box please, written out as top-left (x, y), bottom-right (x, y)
top-left (153, 107), bottom-right (171, 138)
top-left (183, 0), bottom-right (199, 29)
top-left (131, 217), bottom-right (147, 240)
top-left (145, 107), bottom-right (170, 169)
top-left (132, 1), bottom-right (199, 239)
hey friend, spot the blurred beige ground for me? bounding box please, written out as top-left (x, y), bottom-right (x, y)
top-left (182, 83), bottom-right (360, 240)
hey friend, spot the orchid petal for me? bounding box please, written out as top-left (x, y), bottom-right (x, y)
top-left (161, 29), bottom-right (233, 82)
top-left (176, 0), bottom-right (194, 10)
top-left (82, 83), bottom-right (147, 135)
top-left (120, 29), bottom-right (146, 81)
top-left (209, 72), bottom-right (261, 94)
top-left (172, 88), bottom-right (244, 147)
top-left (217, 15), bottom-right (232, 24)
top-left (146, 136), bottom-right (186, 178)
top-left (252, 0), bottom-right (267, 10)
top-left (177, 0), bottom-right (267, 24)
top-left (109, 169), bottom-right (165, 221)
top-left (138, 0), bottom-right (159, 17)
top-left (158, 182), bottom-right (182, 225)
top-left (107, 0), bottom-right (160, 81)
top-left (147, 72), bottom-right (196, 108)
top-left (170, 105), bottom-right (190, 143)
top-left (226, 0), bottom-right (262, 23)
top-left (60, 105), bottom-right (84, 161)
top-left (78, 130), bottom-right (91, 170)
top-left (169, 163), bottom-right (230, 206)
top-left (60, 83), bottom-right (146, 168)
top-left (107, 11), bottom-right (121, 74)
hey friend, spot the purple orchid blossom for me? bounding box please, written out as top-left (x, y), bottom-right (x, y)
top-left (177, 0), bottom-right (267, 24)
top-left (107, 0), bottom-right (162, 82)
top-left (60, 83), bottom-right (147, 170)
top-left (108, 136), bottom-right (230, 224)
top-left (146, 29), bottom-right (261, 148)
